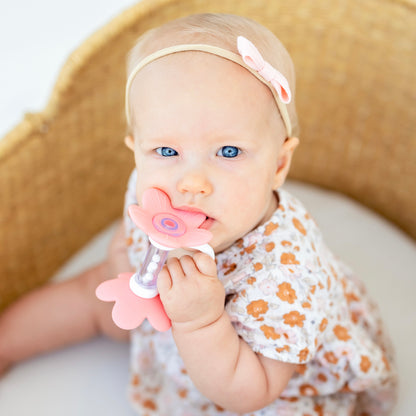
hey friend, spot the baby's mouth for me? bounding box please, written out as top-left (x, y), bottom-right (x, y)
top-left (200, 216), bottom-right (215, 230)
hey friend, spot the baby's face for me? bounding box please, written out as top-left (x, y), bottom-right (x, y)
top-left (127, 53), bottom-right (289, 253)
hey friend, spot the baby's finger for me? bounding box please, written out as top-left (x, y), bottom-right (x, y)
top-left (165, 257), bottom-right (186, 283)
top-left (193, 252), bottom-right (217, 277)
top-left (157, 266), bottom-right (172, 295)
top-left (179, 255), bottom-right (199, 277)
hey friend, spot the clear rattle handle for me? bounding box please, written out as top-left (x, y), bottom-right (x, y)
top-left (129, 244), bottom-right (168, 299)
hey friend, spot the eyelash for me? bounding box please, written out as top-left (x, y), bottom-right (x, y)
top-left (155, 146), bottom-right (241, 158)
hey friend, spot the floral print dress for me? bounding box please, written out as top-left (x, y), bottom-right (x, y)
top-left (124, 170), bottom-right (397, 416)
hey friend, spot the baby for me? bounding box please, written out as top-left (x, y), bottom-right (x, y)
top-left (0, 13), bottom-right (397, 415)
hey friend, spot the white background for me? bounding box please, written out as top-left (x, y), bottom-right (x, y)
top-left (0, 0), bottom-right (137, 138)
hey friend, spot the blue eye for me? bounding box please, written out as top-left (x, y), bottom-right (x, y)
top-left (217, 146), bottom-right (241, 158)
top-left (156, 147), bottom-right (178, 157)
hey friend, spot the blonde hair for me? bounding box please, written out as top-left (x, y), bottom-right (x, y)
top-left (127, 13), bottom-right (299, 137)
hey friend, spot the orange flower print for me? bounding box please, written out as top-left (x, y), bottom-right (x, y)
top-left (317, 373), bottom-right (328, 382)
top-left (247, 299), bottom-right (269, 318)
top-left (283, 310), bottom-right (305, 327)
top-left (319, 318), bottom-right (328, 332)
top-left (276, 345), bottom-right (290, 353)
top-left (345, 291), bottom-right (360, 304)
top-left (298, 347), bottom-right (310, 362)
top-left (131, 373), bottom-right (140, 386)
top-left (292, 217), bottom-right (307, 236)
top-left (341, 382), bottom-right (352, 393)
top-left (261, 325), bottom-right (281, 340)
top-left (330, 264), bottom-right (338, 279)
top-left (360, 355), bottom-right (372, 373)
top-left (280, 252), bottom-right (300, 265)
top-left (314, 404), bottom-right (324, 416)
top-left (351, 311), bottom-right (360, 324)
top-left (254, 262), bottom-right (263, 271)
top-left (265, 222), bottom-right (279, 236)
top-left (382, 354), bottom-right (391, 371)
top-left (178, 388), bottom-right (188, 398)
top-left (333, 325), bottom-right (351, 341)
top-left (236, 238), bottom-right (244, 248)
top-left (245, 244), bottom-right (256, 254)
top-left (276, 282), bottom-right (297, 304)
top-left (295, 364), bottom-right (307, 374)
top-left (265, 242), bottom-right (275, 252)
top-left (224, 263), bottom-right (237, 275)
top-left (247, 276), bottom-right (256, 285)
top-left (143, 399), bottom-right (157, 410)
top-left (281, 240), bottom-right (292, 247)
top-left (324, 351), bottom-right (339, 364)
top-left (299, 384), bottom-right (318, 396)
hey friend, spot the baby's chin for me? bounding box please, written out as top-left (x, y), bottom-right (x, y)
top-left (210, 235), bottom-right (237, 256)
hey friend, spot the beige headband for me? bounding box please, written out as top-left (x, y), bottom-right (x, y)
top-left (125, 43), bottom-right (292, 137)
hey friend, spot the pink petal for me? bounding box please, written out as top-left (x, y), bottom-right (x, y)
top-left (129, 188), bottom-right (213, 249)
top-left (141, 296), bottom-right (171, 332)
top-left (96, 273), bottom-right (171, 331)
top-left (142, 188), bottom-right (171, 214)
top-left (177, 229), bottom-right (213, 247)
top-left (95, 274), bottom-right (130, 301)
top-left (173, 209), bottom-right (206, 228)
top-left (128, 205), bottom-right (155, 234)
top-left (142, 189), bottom-right (206, 228)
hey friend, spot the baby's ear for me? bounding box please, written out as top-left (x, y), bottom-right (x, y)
top-left (273, 137), bottom-right (299, 190)
top-left (124, 135), bottom-right (134, 151)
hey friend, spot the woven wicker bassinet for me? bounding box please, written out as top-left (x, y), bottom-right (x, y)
top-left (0, 0), bottom-right (415, 310)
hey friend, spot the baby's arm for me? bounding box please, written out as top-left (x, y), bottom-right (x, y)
top-left (158, 253), bottom-right (296, 413)
top-left (0, 221), bottom-right (131, 375)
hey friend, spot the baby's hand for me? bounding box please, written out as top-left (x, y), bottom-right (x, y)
top-left (157, 252), bottom-right (225, 331)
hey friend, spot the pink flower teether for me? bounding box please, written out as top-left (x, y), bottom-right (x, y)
top-left (96, 188), bottom-right (213, 331)
top-left (128, 188), bottom-right (212, 248)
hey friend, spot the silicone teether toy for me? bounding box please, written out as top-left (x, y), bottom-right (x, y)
top-left (96, 188), bottom-right (213, 332)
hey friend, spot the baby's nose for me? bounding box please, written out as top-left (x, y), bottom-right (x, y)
top-left (177, 171), bottom-right (213, 196)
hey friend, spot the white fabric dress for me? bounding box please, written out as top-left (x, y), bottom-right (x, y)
top-left (124, 170), bottom-right (397, 416)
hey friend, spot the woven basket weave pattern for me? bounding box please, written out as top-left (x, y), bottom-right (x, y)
top-left (0, 0), bottom-right (415, 309)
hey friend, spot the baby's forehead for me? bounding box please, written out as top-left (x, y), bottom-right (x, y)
top-left (128, 52), bottom-right (286, 144)
top-left (129, 51), bottom-right (276, 108)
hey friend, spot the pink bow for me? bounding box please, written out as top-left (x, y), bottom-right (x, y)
top-left (237, 36), bottom-right (291, 104)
